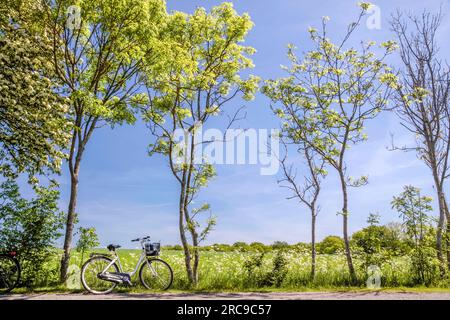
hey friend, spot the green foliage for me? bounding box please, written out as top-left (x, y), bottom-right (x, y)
top-left (243, 252), bottom-right (265, 275)
top-left (271, 241), bottom-right (289, 250)
top-left (50, 0), bottom-right (168, 281)
top-left (352, 214), bottom-right (388, 273)
top-left (249, 242), bottom-right (269, 252)
top-left (75, 226), bottom-right (100, 268)
top-left (243, 250), bottom-right (289, 287)
top-left (352, 218), bottom-right (407, 255)
top-left (317, 236), bottom-right (345, 254)
top-left (143, 2), bottom-right (259, 284)
top-left (232, 242), bottom-right (251, 252)
top-left (392, 186), bottom-right (440, 285)
top-left (268, 250), bottom-right (289, 287)
top-left (0, 1), bottom-right (70, 178)
top-left (52, 0), bottom-right (167, 126)
top-left (263, 5), bottom-right (396, 172)
top-left (145, 2), bottom-right (259, 111)
top-left (145, 2), bottom-right (259, 154)
top-left (211, 244), bottom-right (233, 252)
top-left (263, 4), bottom-right (397, 281)
top-left (0, 180), bottom-right (64, 287)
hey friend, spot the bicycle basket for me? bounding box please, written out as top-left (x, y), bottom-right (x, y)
top-left (144, 242), bottom-right (160, 256)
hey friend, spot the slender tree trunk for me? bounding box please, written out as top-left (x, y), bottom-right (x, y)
top-left (446, 220), bottom-right (450, 270)
top-left (178, 183), bottom-right (195, 284)
top-left (184, 201), bottom-right (200, 285)
top-left (338, 169), bottom-right (356, 283)
top-left (60, 165), bottom-right (79, 282)
top-left (443, 198), bottom-right (450, 270)
top-left (190, 221), bottom-right (199, 285)
top-left (311, 209), bottom-right (316, 280)
top-left (183, 133), bottom-right (200, 285)
top-left (431, 168), bottom-right (446, 275)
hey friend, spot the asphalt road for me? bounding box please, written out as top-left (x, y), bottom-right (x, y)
top-left (1, 291), bottom-right (450, 300)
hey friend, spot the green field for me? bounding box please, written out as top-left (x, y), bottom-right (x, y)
top-left (30, 248), bottom-right (448, 292)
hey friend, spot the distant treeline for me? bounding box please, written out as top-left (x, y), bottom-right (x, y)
top-left (163, 221), bottom-right (411, 255)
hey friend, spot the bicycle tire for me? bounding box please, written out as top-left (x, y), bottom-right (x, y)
top-left (139, 258), bottom-right (173, 291)
top-left (81, 255), bottom-right (119, 294)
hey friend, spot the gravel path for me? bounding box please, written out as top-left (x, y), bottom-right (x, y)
top-left (1, 291), bottom-right (450, 300)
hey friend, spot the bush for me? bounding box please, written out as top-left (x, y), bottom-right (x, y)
top-left (266, 250), bottom-right (289, 287)
top-left (75, 227), bottom-right (99, 268)
top-left (392, 186), bottom-right (440, 285)
top-left (232, 241), bottom-right (251, 252)
top-left (249, 242), bottom-right (268, 252)
top-left (317, 236), bottom-right (344, 254)
top-left (271, 241), bottom-right (289, 250)
top-left (243, 250), bottom-right (289, 287)
top-left (0, 179), bottom-right (64, 288)
top-left (211, 244), bottom-right (233, 252)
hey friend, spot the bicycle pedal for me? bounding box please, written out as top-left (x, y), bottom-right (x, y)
top-left (123, 280), bottom-right (133, 286)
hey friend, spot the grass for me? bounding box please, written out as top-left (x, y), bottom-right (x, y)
top-left (18, 248), bottom-right (450, 292)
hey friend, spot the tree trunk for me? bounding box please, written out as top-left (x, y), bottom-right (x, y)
top-left (184, 200), bottom-right (199, 285)
top-left (191, 230), bottom-right (199, 285)
top-left (446, 220), bottom-right (450, 271)
top-left (178, 183), bottom-right (195, 284)
top-left (431, 168), bottom-right (446, 275)
top-left (60, 168), bottom-right (79, 282)
top-left (311, 210), bottom-right (316, 280)
top-left (443, 197), bottom-right (450, 270)
top-left (338, 169), bottom-right (357, 284)
top-left (183, 135), bottom-right (200, 285)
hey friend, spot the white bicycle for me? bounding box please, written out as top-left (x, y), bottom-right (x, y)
top-left (81, 236), bottom-right (173, 294)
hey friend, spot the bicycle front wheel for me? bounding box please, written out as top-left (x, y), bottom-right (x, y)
top-left (81, 256), bottom-right (119, 294)
top-left (0, 255), bottom-right (20, 294)
top-left (139, 258), bottom-right (173, 291)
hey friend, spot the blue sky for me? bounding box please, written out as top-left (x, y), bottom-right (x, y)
top-left (45, 0), bottom-right (450, 247)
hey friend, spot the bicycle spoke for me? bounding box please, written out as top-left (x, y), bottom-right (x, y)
top-left (140, 259), bottom-right (172, 291)
top-left (81, 257), bottom-right (118, 294)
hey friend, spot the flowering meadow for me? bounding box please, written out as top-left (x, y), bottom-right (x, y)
top-left (56, 248), bottom-right (448, 291)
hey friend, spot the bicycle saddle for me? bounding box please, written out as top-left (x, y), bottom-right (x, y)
top-left (107, 244), bottom-right (121, 251)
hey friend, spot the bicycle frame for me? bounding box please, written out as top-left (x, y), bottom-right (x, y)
top-left (100, 240), bottom-right (148, 277)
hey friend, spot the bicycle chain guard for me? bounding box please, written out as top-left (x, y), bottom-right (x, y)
top-left (97, 272), bottom-right (132, 286)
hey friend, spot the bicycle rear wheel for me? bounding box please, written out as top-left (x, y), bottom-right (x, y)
top-left (139, 258), bottom-right (173, 291)
top-left (81, 256), bottom-right (119, 294)
top-left (0, 255), bottom-right (20, 294)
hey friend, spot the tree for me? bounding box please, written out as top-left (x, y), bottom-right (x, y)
top-left (383, 222), bottom-right (408, 254)
top-left (0, 180), bottom-right (64, 287)
top-left (351, 213), bottom-right (387, 269)
top-left (277, 140), bottom-right (326, 279)
top-left (352, 220), bottom-right (408, 256)
top-left (75, 227), bottom-right (99, 269)
top-left (317, 235), bottom-right (344, 254)
top-left (391, 186), bottom-right (439, 285)
top-left (249, 242), bottom-right (268, 252)
top-left (46, 0), bottom-right (168, 282)
top-left (143, 3), bottom-right (259, 285)
top-left (271, 241), bottom-right (290, 250)
top-left (390, 10), bottom-right (450, 273)
top-left (232, 242), bottom-right (250, 252)
top-left (0, 0), bottom-right (69, 179)
top-left (262, 2), bottom-right (397, 282)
